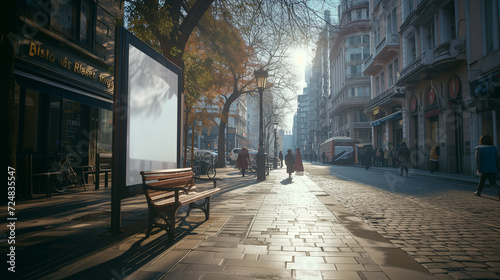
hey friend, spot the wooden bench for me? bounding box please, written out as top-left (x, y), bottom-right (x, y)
top-left (140, 168), bottom-right (221, 239)
top-left (83, 153), bottom-right (112, 190)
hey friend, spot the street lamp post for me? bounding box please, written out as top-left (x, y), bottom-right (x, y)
top-left (254, 67), bottom-right (268, 181)
top-left (273, 122), bottom-right (278, 169)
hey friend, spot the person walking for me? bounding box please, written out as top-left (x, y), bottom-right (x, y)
top-left (390, 145), bottom-right (398, 167)
top-left (278, 150), bottom-right (284, 168)
top-left (429, 144), bottom-right (440, 173)
top-left (321, 152), bottom-right (326, 163)
top-left (474, 135), bottom-right (500, 199)
top-left (236, 147), bottom-right (250, 177)
top-left (397, 142), bottom-right (410, 177)
top-left (364, 146), bottom-right (373, 170)
top-left (383, 147), bottom-right (389, 167)
top-left (285, 149), bottom-right (295, 178)
top-left (294, 148), bottom-right (304, 172)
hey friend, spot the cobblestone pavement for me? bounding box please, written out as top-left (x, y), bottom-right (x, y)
top-left (306, 163), bottom-right (500, 280)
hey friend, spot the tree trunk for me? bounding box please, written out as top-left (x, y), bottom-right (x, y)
top-left (216, 101), bottom-right (231, 168)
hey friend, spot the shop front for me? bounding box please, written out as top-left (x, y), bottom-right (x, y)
top-left (14, 19), bottom-right (115, 198)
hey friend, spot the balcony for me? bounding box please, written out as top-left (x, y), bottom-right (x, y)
top-left (330, 96), bottom-right (371, 115)
top-left (364, 33), bottom-right (399, 75)
top-left (364, 86), bottom-right (405, 113)
top-left (397, 39), bottom-right (466, 85)
top-left (397, 50), bottom-right (434, 84)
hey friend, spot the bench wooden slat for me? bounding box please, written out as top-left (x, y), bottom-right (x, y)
top-left (141, 168), bottom-right (221, 240)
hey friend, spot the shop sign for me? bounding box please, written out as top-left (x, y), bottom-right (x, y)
top-left (425, 108), bottom-right (439, 118)
top-left (471, 69), bottom-right (500, 98)
top-left (427, 87), bottom-right (437, 105)
top-left (448, 76), bottom-right (461, 99)
top-left (20, 40), bottom-right (114, 90)
top-left (409, 95), bottom-right (418, 112)
top-left (373, 107), bottom-right (380, 115)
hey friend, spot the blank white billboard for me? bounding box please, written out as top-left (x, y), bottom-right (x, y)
top-left (125, 44), bottom-right (179, 186)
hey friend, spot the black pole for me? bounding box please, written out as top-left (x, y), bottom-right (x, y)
top-left (257, 88), bottom-right (266, 181)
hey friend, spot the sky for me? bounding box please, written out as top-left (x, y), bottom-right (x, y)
top-left (283, 0), bottom-right (340, 131)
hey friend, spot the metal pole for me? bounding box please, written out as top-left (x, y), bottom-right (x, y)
top-left (273, 127), bottom-right (278, 169)
top-left (257, 89), bottom-right (266, 180)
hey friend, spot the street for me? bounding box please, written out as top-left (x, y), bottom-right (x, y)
top-left (306, 162), bottom-right (500, 279)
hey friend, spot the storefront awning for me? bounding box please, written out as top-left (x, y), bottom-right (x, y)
top-left (370, 111), bottom-right (402, 127)
top-left (15, 70), bottom-right (113, 110)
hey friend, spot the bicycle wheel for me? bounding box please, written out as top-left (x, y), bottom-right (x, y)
top-left (206, 166), bottom-right (216, 178)
top-left (52, 173), bottom-right (68, 193)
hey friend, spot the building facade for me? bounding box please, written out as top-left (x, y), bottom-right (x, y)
top-left (14, 0), bottom-right (122, 197)
top-left (329, 0), bottom-right (372, 144)
top-left (363, 0), bottom-right (500, 176)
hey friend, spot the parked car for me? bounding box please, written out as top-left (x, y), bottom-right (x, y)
top-left (229, 148), bottom-right (242, 164)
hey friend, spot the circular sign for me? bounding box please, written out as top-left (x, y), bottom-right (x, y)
top-left (428, 87), bottom-right (436, 105)
top-left (449, 76), bottom-right (461, 99)
top-left (409, 95), bottom-right (417, 112)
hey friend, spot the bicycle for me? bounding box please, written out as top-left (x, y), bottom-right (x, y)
top-left (50, 153), bottom-right (85, 193)
top-left (187, 154), bottom-right (216, 179)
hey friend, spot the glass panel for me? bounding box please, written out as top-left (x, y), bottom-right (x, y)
top-left (51, 0), bottom-right (77, 38)
top-left (98, 108), bottom-right (113, 152)
top-left (80, 0), bottom-right (92, 45)
top-left (23, 89), bottom-right (39, 153)
top-left (61, 99), bottom-right (89, 154)
top-left (47, 96), bottom-right (61, 153)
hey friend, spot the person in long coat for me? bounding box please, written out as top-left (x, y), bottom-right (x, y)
top-left (474, 135), bottom-right (500, 199)
top-left (279, 150), bottom-right (284, 168)
top-left (236, 147), bottom-right (250, 177)
top-left (294, 148), bottom-right (304, 172)
top-left (285, 149), bottom-right (295, 178)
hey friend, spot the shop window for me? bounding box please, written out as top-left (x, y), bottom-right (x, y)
top-left (97, 109), bottom-right (113, 153)
top-left (60, 99), bottom-right (89, 154)
top-left (23, 89), bottom-right (39, 153)
top-left (47, 96), bottom-right (61, 153)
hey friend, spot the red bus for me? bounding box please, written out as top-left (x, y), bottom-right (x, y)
top-left (320, 136), bottom-right (355, 164)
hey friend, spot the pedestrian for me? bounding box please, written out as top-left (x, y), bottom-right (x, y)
top-left (294, 148), bottom-right (304, 172)
top-left (390, 145), bottom-right (398, 167)
top-left (364, 146), bottom-right (373, 170)
top-left (321, 152), bottom-right (326, 163)
top-left (387, 145), bottom-right (393, 167)
top-left (429, 144), bottom-right (440, 173)
top-left (285, 149), bottom-right (295, 178)
top-left (236, 147), bottom-right (250, 177)
top-left (397, 142), bottom-right (410, 177)
top-left (279, 150), bottom-right (284, 168)
top-left (474, 135), bottom-right (500, 199)
top-left (384, 147), bottom-right (389, 167)
top-left (376, 148), bottom-right (383, 167)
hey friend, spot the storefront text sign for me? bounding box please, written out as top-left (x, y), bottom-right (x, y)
top-left (27, 42), bottom-right (113, 89)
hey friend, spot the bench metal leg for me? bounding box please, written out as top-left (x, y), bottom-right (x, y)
top-left (187, 197), bottom-right (211, 220)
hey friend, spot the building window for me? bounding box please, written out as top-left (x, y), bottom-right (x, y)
top-left (386, 7), bottom-right (398, 35)
top-left (49, 0), bottom-right (94, 46)
top-left (380, 71), bottom-right (385, 92)
top-left (51, 0), bottom-right (77, 38)
top-left (484, 0), bottom-right (500, 54)
top-left (405, 33), bottom-right (417, 65)
top-left (388, 64), bottom-right (394, 86)
top-left (375, 76), bottom-right (380, 95)
top-left (440, 1), bottom-right (456, 43)
top-left (403, 0), bottom-right (414, 21)
top-left (423, 21), bottom-right (435, 51)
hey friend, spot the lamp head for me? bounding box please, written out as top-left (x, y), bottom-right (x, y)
top-left (254, 67), bottom-right (268, 90)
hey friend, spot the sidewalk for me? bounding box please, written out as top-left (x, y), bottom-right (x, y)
top-left (2, 167), bottom-right (443, 280)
